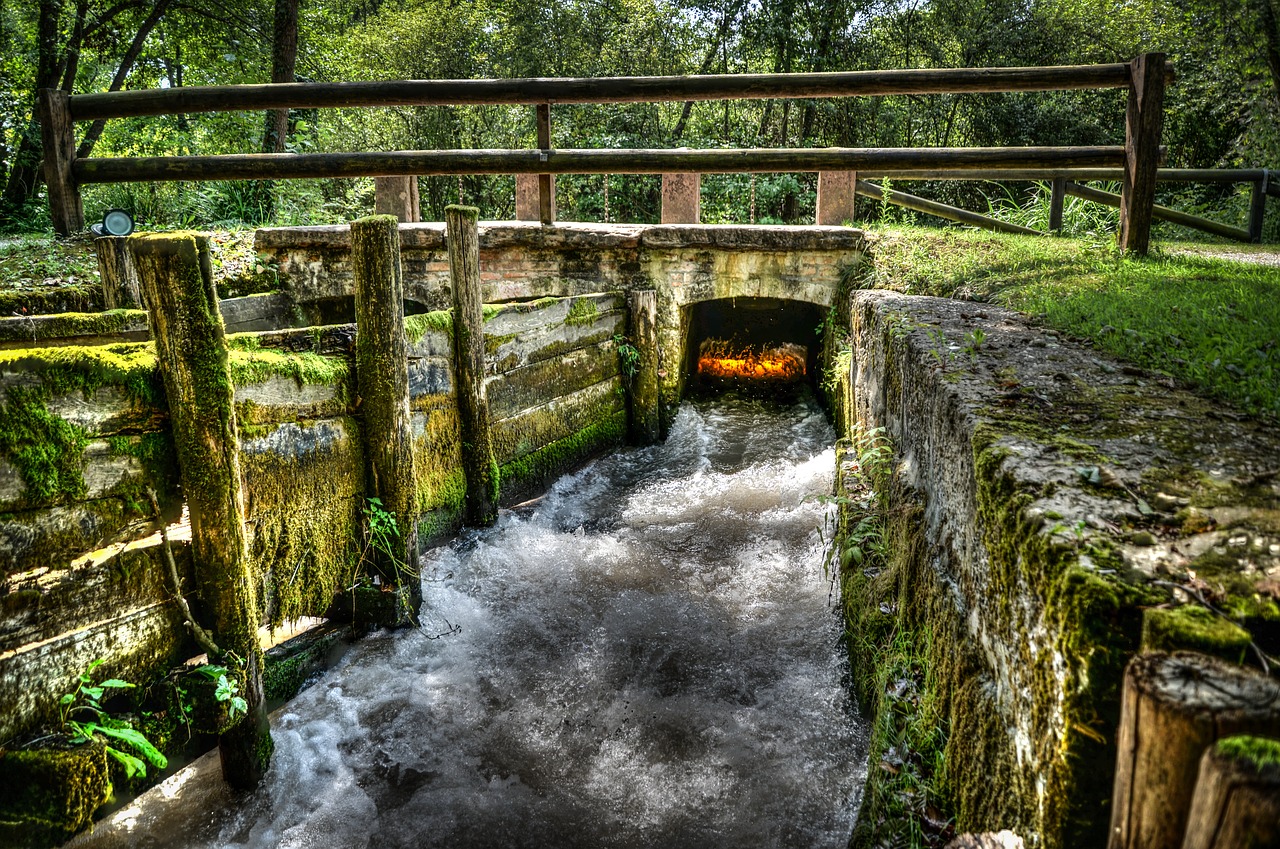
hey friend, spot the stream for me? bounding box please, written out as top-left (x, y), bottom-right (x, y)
top-left (83, 394), bottom-right (868, 848)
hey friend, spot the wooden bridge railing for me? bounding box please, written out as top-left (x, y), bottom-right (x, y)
top-left (41, 56), bottom-right (1174, 252)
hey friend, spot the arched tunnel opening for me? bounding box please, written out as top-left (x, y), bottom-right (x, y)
top-left (682, 297), bottom-right (826, 396)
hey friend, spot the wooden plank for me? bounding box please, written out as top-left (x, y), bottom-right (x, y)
top-left (446, 205), bottom-right (498, 527)
top-left (1120, 53), bottom-right (1166, 255)
top-left (537, 103), bottom-right (554, 225)
top-left (69, 65), bottom-right (1142, 121)
top-left (351, 214), bottom-right (419, 617)
top-left (1065, 181), bottom-right (1251, 242)
top-left (37, 88), bottom-right (83, 235)
top-left (1107, 652), bottom-right (1280, 849)
top-left (74, 146), bottom-right (1130, 184)
top-left (129, 231), bottom-right (272, 790)
top-left (856, 179), bottom-right (1046, 235)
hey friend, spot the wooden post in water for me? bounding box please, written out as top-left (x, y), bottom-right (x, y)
top-left (373, 176), bottom-right (421, 223)
top-left (129, 231), bottom-right (271, 789)
top-left (446, 205), bottom-right (498, 525)
top-left (351, 215), bottom-right (420, 618)
top-left (38, 88), bottom-right (83, 236)
top-left (1181, 735), bottom-right (1280, 849)
top-left (1119, 53), bottom-right (1166, 255)
top-left (1107, 652), bottom-right (1280, 849)
top-left (626, 290), bottom-right (660, 445)
top-left (95, 236), bottom-right (142, 309)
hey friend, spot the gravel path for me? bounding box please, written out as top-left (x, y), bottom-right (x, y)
top-left (1167, 246), bottom-right (1280, 267)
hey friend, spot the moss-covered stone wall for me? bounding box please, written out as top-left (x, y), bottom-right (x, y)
top-left (831, 290), bottom-right (1280, 848)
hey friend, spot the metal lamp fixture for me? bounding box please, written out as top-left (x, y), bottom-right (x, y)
top-left (89, 208), bottom-right (135, 237)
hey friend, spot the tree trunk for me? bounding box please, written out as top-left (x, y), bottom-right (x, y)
top-left (129, 231), bottom-right (272, 790)
top-left (1108, 652), bottom-right (1280, 849)
top-left (264, 0), bottom-right (299, 153)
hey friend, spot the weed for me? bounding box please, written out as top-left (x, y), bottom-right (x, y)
top-left (614, 334), bottom-right (641, 380)
top-left (57, 660), bottom-right (167, 779)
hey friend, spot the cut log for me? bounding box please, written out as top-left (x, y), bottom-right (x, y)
top-left (94, 236), bottom-right (142, 309)
top-left (1108, 652), bottom-right (1280, 849)
top-left (1181, 735), bottom-right (1280, 849)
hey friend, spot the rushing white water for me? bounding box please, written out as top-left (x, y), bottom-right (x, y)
top-left (143, 395), bottom-right (866, 848)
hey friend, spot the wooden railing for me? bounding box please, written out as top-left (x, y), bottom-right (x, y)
top-left (40, 56), bottom-right (1175, 252)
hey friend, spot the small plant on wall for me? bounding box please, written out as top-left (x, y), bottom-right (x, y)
top-left (57, 660), bottom-right (167, 779)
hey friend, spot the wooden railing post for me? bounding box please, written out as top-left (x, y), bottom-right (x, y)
top-left (536, 103), bottom-right (555, 225)
top-left (447, 205), bottom-right (498, 525)
top-left (625, 290), bottom-right (660, 445)
top-left (129, 232), bottom-right (272, 790)
top-left (817, 171), bottom-right (857, 225)
top-left (373, 176), bottom-right (420, 223)
top-left (351, 214), bottom-right (420, 621)
top-left (1119, 53), bottom-right (1166, 255)
top-left (37, 88), bottom-right (83, 236)
top-left (1049, 176), bottom-right (1067, 232)
top-left (661, 171), bottom-right (700, 224)
top-left (1248, 170), bottom-right (1269, 243)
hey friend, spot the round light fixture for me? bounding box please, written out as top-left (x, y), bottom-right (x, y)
top-left (102, 208), bottom-right (134, 237)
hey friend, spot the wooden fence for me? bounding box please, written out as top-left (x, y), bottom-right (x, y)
top-left (41, 57), bottom-right (1177, 252)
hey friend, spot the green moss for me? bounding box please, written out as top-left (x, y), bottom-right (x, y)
top-left (498, 411), bottom-right (626, 503)
top-left (0, 740), bottom-right (111, 845)
top-left (1216, 735), bottom-right (1280, 774)
top-left (227, 348), bottom-right (349, 389)
top-left (404, 310), bottom-right (453, 343)
top-left (565, 298), bottom-right (599, 327)
top-left (0, 342), bottom-right (162, 406)
top-left (1142, 605), bottom-right (1251, 663)
top-left (0, 387), bottom-right (89, 506)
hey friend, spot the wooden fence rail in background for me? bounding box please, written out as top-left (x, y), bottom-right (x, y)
top-left (37, 54), bottom-right (1247, 253)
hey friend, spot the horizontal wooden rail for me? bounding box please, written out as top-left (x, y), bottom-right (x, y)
top-left (1064, 181), bottom-right (1251, 241)
top-left (856, 179), bottom-right (1046, 236)
top-left (73, 146), bottom-right (1128, 184)
top-left (856, 167), bottom-right (1260, 183)
top-left (67, 64), bottom-right (1146, 121)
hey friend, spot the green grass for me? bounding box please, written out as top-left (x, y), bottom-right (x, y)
top-left (865, 227), bottom-right (1280, 419)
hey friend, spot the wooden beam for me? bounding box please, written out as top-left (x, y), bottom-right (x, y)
top-left (351, 214), bottom-right (419, 623)
top-left (817, 170), bottom-right (857, 225)
top-left (536, 103), bottom-right (554, 225)
top-left (37, 88), bottom-right (83, 235)
top-left (1065, 181), bottom-right (1251, 242)
top-left (845, 167), bottom-right (1251, 182)
top-left (129, 231), bottom-right (272, 790)
top-left (373, 176), bottom-right (420, 222)
top-left (857, 179), bottom-right (1046, 236)
top-left (1120, 53), bottom-right (1166, 255)
top-left (74, 146), bottom-right (1130, 184)
top-left (446, 205), bottom-right (498, 526)
top-left (69, 65), bottom-right (1144, 121)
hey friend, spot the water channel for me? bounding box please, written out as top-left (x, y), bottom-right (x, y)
top-left (83, 394), bottom-right (868, 848)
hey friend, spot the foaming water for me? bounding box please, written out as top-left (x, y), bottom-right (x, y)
top-left (188, 395), bottom-right (866, 848)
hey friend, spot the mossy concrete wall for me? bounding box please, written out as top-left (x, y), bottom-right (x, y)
top-left (832, 290), bottom-right (1280, 848)
top-left (0, 291), bottom-right (625, 748)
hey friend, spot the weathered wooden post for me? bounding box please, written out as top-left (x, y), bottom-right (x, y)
top-left (129, 232), bottom-right (271, 789)
top-left (1247, 171), bottom-right (1269, 244)
top-left (515, 173), bottom-right (554, 221)
top-left (446, 205), bottom-right (498, 525)
top-left (537, 103), bottom-right (555, 225)
top-left (1119, 53), bottom-right (1166, 255)
top-left (1181, 735), bottom-right (1280, 849)
top-left (1049, 177), bottom-right (1067, 232)
top-left (351, 215), bottom-right (420, 619)
top-left (816, 171), bottom-right (857, 225)
top-left (626, 290), bottom-right (660, 445)
top-left (94, 236), bottom-right (143, 309)
top-left (661, 171), bottom-right (701, 224)
top-left (37, 88), bottom-right (83, 236)
top-left (373, 176), bottom-right (421, 223)
top-left (1108, 652), bottom-right (1280, 849)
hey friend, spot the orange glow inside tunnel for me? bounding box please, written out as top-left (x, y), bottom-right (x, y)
top-left (697, 341), bottom-right (807, 381)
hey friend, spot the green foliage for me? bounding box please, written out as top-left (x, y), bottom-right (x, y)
top-left (614, 334), bottom-right (641, 380)
top-left (57, 660), bottom-right (167, 780)
top-left (363, 496), bottom-right (402, 569)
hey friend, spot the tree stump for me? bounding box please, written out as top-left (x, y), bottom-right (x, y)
top-left (129, 231), bottom-right (272, 789)
top-left (1108, 652), bottom-right (1280, 849)
top-left (351, 214), bottom-right (420, 620)
top-left (446, 205), bottom-right (498, 525)
top-left (94, 235), bottom-right (142, 309)
top-left (1181, 735), bottom-right (1280, 849)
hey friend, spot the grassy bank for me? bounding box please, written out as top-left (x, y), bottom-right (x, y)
top-left (862, 228), bottom-right (1280, 419)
